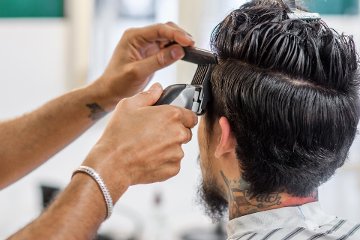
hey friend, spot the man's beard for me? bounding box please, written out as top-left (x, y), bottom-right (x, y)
top-left (197, 176), bottom-right (228, 222)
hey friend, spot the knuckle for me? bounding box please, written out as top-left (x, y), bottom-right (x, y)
top-left (175, 147), bottom-right (185, 159)
top-left (155, 170), bottom-right (169, 182)
top-left (168, 164), bottom-right (181, 177)
top-left (116, 99), bottom-right (127, 109)
top-left (154, 23), bottom-right (165, 34)
top-left (161, 173), bottom-right (172, 182)
top-left (173, 167), bottom-right (181, 176)
top-left (186, 129), bottom-right (193, 142)
top-left (117, 97), bottom-right (132, 110)
top-left (123, 28), bottom-right (136, 37)
top-left (165, 21), bottom-right (175, 26)
top-left (179, 150), bottom-right (185, 159)
top-left (179, 129), bottom-right (189, 143)
top-left (182, 109), bottom-right (192, 118)
top-left (154, 23), bottom-right (164, 28)
top-left (156, 52), bottom-right (166, 66)
top-left (170, 108), bottom-right (182, 120)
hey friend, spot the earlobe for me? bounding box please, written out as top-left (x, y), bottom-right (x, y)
top-left (215, 117), bottom-right (236, 158)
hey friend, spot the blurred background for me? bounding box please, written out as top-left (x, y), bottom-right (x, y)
top-left (0, 0), bottom-right (359, 239)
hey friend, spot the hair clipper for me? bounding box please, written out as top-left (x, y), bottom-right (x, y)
top-left (155, 47), bottom-right (218, 115)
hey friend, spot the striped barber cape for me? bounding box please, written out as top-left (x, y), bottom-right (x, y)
top-left (226, 202), bottom-right (360, 240)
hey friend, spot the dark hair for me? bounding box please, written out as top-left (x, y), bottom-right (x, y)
top-left (206, 0), bottom-right (360, 197)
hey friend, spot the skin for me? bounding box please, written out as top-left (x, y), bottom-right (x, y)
top-left (197, 116), bottom-right (318, 220)
top-left (10, 84), bottom-right (197, 239)
top-left (0, 22), bottom-right (194, 189)
top-left (2, 22), bottom-right (198, 239)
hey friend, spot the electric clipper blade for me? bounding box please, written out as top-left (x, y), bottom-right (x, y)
top-left (154, 47), bottom-right (217, 115)
top-left (184, 47), bottom-right (217, 115)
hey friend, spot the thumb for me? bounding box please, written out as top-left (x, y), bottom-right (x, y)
top-left (136, 45), bottom-right (185, 78)
top-left (126, 83), bottom-right (163, 108)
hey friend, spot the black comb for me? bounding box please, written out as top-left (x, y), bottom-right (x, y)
top-left (183, 47), bottom-right (217, 65)
top-left (182, 47), bottom-right (217, 85)
top-left (191, 65), bottom-right (208, 85)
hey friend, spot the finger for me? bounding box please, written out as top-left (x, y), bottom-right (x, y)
top-left (165, 21), bottom-right (193, 39)
top-left (176, 126), bottom-right (193, 144)
top-left (153, 162), bottom-right (182, 181)
top-left (159, 40), bottom-right (172, 49)
top-left (125, 83), bottom-right (163, 108)
top-left (177, 108), bottom-right (198, 129)
top-left (184, 128), bottom-right (193, 144)
top-left (137, 23), bottom-right (195, 47)
top-left (134, 44), bottom-right (185, 77)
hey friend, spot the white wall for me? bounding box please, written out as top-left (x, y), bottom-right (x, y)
top-left (317, 14), bottom-right (360, 221)
top-left (0, 19), bottom-right (68, 118)
top-left (0, 19), bottom-right (69, 237)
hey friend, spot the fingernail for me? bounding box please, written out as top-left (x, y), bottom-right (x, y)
top-left (149, 82), bottom-right (162, 92)
top-left (194, 115), bottom-right (199, 125)
top-left (171, 46), bottom-right (185, 60)
top-left (185, 32), bottom-right (195, 43)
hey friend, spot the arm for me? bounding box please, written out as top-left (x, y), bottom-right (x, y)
top-left (0, 22), bottom-right (194, 189)
top-left (9, 84), bottom-right (198, 239)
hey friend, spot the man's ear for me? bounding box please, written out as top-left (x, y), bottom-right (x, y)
top-left (215, 117), bottom-right (236, 158)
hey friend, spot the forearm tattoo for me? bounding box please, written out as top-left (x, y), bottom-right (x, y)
top-left (86, 103), bottom-right (106, 121)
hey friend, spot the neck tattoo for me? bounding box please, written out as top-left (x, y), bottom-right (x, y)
top-left (220, 171), bottom-right (318, 219)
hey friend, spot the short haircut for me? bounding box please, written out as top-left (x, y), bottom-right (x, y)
top-left (205, 0), bottom-right (360, 197)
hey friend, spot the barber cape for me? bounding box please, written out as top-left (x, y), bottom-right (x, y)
top-left (226, 202), bottom-right (360, 240)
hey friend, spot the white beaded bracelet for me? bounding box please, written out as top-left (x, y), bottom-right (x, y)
top-left (72, 166), bottom-right (113, 220)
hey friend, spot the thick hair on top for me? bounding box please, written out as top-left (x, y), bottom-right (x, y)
top-left (206, 0), bottom-right (360, 197)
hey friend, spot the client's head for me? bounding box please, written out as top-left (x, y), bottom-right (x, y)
top-left (197, 0), bottom-right (359, 221)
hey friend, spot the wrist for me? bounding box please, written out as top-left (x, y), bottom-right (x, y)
top-left (86, 76), bottom-right (123, 112)
top-left (70, 173), bottom-right (108, 222)
top-left (81, 150), bottom-right (131, 203)
top-left (72, 166), bottom-right (114, 219)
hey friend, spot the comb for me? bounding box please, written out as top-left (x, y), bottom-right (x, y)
top-left (181, 47), bottom-right (217, 86)
top-left (183, 47), bottom-right (217, 65)
top-left (182, 47), bottom-right (217, 114)
top-left (191, 65), bottom-right (209, 85)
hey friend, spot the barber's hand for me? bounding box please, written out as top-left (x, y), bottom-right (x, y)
top-left (82, 83), bottom-right (198, 201)
top-left (92, 22), bottom-right (195, 110)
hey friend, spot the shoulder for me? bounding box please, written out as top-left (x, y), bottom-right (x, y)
top-left (227, 219), bottom-right (360, 240)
